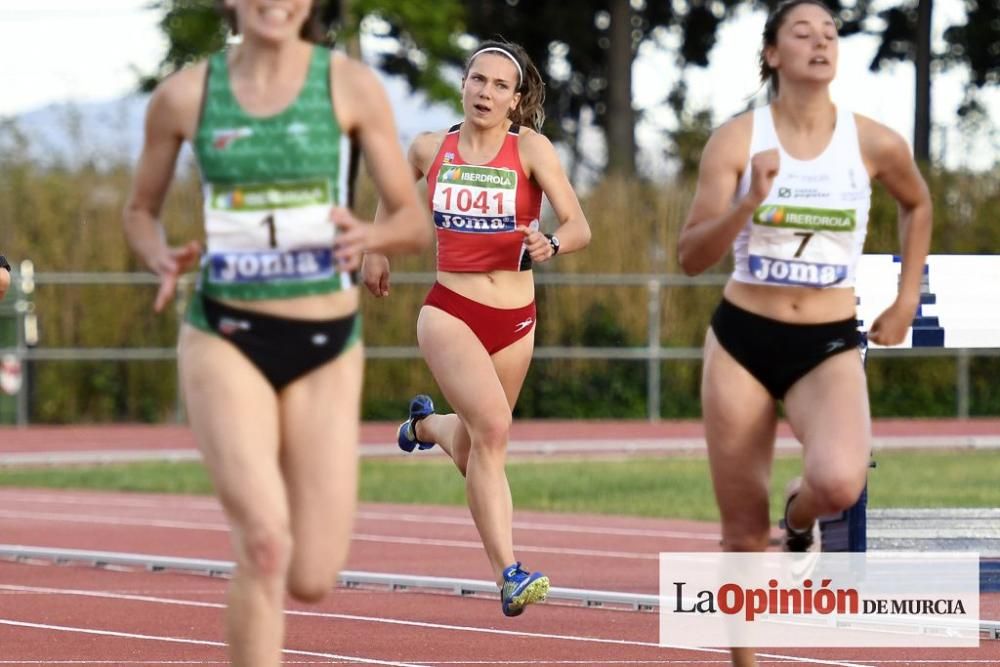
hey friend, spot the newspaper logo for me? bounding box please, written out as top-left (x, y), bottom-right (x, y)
top-left (659, 552), bottom-right (979, 647)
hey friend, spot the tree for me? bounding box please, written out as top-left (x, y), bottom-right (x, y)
top-left (869, 0), bottom-right (1000, 163)
top-left (145, 0), bottom-right (465, 107)
top-left (349, 0), bottom-right (466, 106)
top-left (151, 1), bottom-right (996, 177)
top-left (462, 0), bottom-right (748, 178)
top-left (868, 0), bottom-right (933, 161)
top-left (942, 0), bottom-right (1000, 127)
top-left (462, 1), bottom-right (880, 178)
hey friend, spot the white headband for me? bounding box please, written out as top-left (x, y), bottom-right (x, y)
top-left (471, 47), bottom-right (523, 88)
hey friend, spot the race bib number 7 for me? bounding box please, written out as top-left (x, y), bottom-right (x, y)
top-left (433, 165), bottom-right (518, 233)
top-left (748, 204), bottom-right (856, 287)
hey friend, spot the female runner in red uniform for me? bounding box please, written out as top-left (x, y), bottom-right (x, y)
top-left (363, 39), bottom-right (591, 617)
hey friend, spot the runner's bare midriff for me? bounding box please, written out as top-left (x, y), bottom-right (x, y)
top-left (723, 279), bottom-right (857, 324)
top-left (216, 288), bottom-right (359, 320)
top-left (438, 270), bottom-right (535, 309)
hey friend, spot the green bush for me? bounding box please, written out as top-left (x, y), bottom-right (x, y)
top-left (3, 118), bottom-right (1000, 421)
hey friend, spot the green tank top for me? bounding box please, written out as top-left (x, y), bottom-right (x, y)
top-left (192, 45), bottom-right (356, 302)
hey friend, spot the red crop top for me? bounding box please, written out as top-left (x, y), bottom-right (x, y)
top-left (425, 123), bottom-right (544, 272)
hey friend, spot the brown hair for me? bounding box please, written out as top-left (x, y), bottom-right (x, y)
top-left (465, 40), bottom-right (546, 132)
top-left (215, 0), bottom-right (335, 45)
top-left (759, 0), bottom-right (838, 94)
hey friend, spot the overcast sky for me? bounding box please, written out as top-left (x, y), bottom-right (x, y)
top-left (1, 0), bottom-right (998, 171)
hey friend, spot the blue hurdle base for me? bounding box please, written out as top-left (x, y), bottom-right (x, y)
top-left (820, 485), bottom-right (1000, 592)
top-left (982, 560), bottom-right (1000, 593)
top-left (819, 482), bottom-right (868, 553)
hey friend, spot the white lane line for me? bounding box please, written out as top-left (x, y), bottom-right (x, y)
top-left (2, 660), bottom-right (990, 666)
top-left (0, 663), bottom-right (981, 667)
top-left (0, 509), bottom-right (229, 531)
top-left (4, 432), bottom-right (995, 466)
top-left (351, 533), bottom-right (659, 560)
top-left (0, 491), bottom-right (219, 510)
top-left (0, 619), bottom-right (428, 667)
top-left (0, 589), bottom-right (226, 595)
top-left (0, 450), bottom-right (202, 466)
top-left (356, 511), bottom-right (720, 542)
top-left (0, 584), bottom-right (872, 667)
top-left (0, 492), bottom-right (718, 542)
top-left (297, 663), bottom-right (994, 667)
top-left (0, 510), bottom-right (659, 560)
top-left (0, 664), bottom-right (691, 666)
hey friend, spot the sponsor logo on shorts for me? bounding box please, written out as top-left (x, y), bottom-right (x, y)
top-left (825, 338), bottom-right (847, 353)
top-left (514, 317), bottom-right (534, 333)
top-left (218, 317), bottom-right (251, 336)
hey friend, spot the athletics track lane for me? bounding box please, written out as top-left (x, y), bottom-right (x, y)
top-left (0, 489), bottom-right (998, 666)
top-left (4, 419), bottom-right (1000, 460)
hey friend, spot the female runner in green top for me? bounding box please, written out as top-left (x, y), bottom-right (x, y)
top-left (123, 1), bottom-right (430, 663)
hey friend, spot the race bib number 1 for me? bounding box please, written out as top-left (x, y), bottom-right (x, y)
top-left (204, 177), bottom-right (335, 254)
top-left (748, 204), bottom-right (856, 287)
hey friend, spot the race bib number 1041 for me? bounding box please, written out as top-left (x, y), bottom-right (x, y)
top-left (433, 164), bottom-right (518, 233)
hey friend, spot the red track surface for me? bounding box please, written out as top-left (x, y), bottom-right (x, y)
top-left (4, 418), bottom-right (1000, 457)
top-left (1, 421), bottom-right (998, 665)
top-left (1, 487), bottom-right (998, 666)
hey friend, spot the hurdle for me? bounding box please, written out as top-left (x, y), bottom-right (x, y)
top-left (820, 255), bottom-right (1000, 590)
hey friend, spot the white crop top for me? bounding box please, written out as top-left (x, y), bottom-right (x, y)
top-left (731, 104), bottom-right (871, 288)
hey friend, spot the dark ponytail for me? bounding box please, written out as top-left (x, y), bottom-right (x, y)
top-left (759, 0), bottom-right (837, 95)
top-left (465, 40), bottom-right (546, 132)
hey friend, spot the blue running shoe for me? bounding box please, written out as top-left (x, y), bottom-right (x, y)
top-left (397, 394), bottom-right (436, 453)
top-left (500, 562), bottom-right (550, 617)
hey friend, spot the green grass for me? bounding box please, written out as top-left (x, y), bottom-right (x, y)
top-left (0, 450), bottom-right (997, 522)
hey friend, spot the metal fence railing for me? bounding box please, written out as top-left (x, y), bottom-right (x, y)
top-left (1, 267), bottom-right (998, 426)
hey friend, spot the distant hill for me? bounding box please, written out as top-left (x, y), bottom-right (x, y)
top-left (7, 73), bottom-right (461, 170)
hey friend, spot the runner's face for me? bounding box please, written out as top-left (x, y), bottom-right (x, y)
top-left (226, 0), bottom-right (313, 43)
top-left (462, 53), bottom-right (522, 128)
top-left (766, 4), bottom-right (839, 88)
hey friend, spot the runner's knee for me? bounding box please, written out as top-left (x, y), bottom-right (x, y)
top-left (805, 470), bottom-right (865, 514)
top-left (287, 565), bottom-right (337, 603)
top-left (237, 523), bottom-right (292, 580)
top-left (469, 410), bottom-right (512, 451)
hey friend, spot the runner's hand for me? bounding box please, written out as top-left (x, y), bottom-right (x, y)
top-left (361, 253), bottom-right (391, 297)
top-left (868, 298), bottom-right (917, 346)
top-left (746, 149), bottom-right (780, 207)
top-left (152, 240), bottom-right (201, 313)
top-left (331, 207), bottom-right (372, 272)
top-left (520, 226), bottom-right (554, 263)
